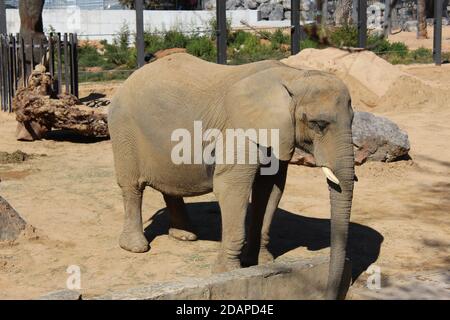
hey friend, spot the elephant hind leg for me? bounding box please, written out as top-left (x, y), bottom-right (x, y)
top-left (119, 184), bottom-right (149, 253)
top-left (110, 119), bottom-right (149, 253)
top-left (163, 194), bottom-right (197, 241)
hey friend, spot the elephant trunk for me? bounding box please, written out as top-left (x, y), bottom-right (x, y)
top-left (326, 131), bottom-right (355, 300)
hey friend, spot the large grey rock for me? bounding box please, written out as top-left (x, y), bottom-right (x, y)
top-left (0, 196), bottom-right (27, 241)
top-left (226, 0), bottom-right (244, 10)
top-left (259, 2), bottom-right (274, 19)
top-left (282, 0), bottom-right (291, 10)
top-left (202, 0), bottom-right (216, 10)
top-left (93, 256), bottom-right (351, 300)
top-left (269, 3), bottom-right (284, 21)
top-left (244, 0), bottom-right (258, 9)
top-left (352, 111), bottom-right (410, 163)
top-left (403, 20), bottom-right (418, 32)
top-left (290, 111), bottom-right (410, 166)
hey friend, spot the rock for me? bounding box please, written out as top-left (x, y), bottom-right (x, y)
top-left (0, 196), bottom-right (27, 241)
top-left (269, 3), bottom-right (284, 21)
top-left (259, 2), bottom-right (274, 20)
top-left (290, 111), bottom-right (410, 166)
top-left (403, 20), bottom-right (418, 32)
top-left (244, 0), bottom-right (258, 9)
top-left (282, 0), bottom-right (291, 10)
top-left (284, 10), bottom-right (291, 20)
top-left (226, 0), bottom-right (244, 10)
top-left (203, 0), bottom-right (216, 10)
top-left (352, 111), bottom-right (410, 163)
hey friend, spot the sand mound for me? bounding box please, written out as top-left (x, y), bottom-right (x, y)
top-left (281, 48), bottom-right (449, 111)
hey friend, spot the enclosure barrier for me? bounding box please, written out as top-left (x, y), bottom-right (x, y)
top-left (0, 1), bottom-right (446, 113)
top-left (0, 33), bottom-right (79, 112)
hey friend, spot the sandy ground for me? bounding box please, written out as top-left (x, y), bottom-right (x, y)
top-left (0, 65), bottom-right (449, 300)
top-left (388, 26), bottom-right (450, 51)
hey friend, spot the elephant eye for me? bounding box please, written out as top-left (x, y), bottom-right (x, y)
top-left (309, 120), bottom-right (329, 134)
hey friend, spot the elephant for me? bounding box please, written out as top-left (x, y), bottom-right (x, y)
top-left (108, 53), bottom-right (355, 299)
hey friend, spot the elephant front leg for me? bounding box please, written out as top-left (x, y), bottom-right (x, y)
top-left (119, 186), bottom-right (149, 253)
top-left (243, 162), bottom-right (288, 266)
top-left (212, 165), bottom-right (258, 273)
top-left (163, 194), bottom-right (197, 241)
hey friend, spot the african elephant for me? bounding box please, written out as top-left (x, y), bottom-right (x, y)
top-left (108, 53), bottom-right (355, 300)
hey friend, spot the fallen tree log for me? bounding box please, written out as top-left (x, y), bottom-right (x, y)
top-left (13, 65), bottom-right (109, 141)
top-left (0, 196), bottom-right (27, 241)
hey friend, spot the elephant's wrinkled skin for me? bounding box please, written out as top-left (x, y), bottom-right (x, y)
top-left (108, 53), bottom-right (355, 299)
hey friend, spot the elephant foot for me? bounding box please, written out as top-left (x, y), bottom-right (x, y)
top-left (169, 228), bottom-right (198, 241)
top-left (241, 246), bottom-right (274, 267)
top-left (212, 255), bottom-right (241, 274)
top-left (258, 248), bottom-right (274, 264)
top-left (119, 231), bottom-right (149, 253)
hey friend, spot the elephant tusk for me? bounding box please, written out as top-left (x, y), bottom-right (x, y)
top-left (322, 167), bottom-right (340, 185)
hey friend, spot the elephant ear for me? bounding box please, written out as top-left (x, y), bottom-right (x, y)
top-left (223, 74), bottom-right (296, 161)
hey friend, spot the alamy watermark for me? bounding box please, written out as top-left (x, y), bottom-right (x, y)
top-left (366, 264), bottom-right (382, 290)
top-left (171, 121), bottom-right (280, 175)
top-left (66, 265), bottom-right (81, 290)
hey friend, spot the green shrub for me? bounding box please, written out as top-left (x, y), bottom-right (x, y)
top-left (103, 24), bottom-right (133, 67)
top-left (411, 47), bottom-right (432, 60)
top-left (270, 29), bottom-right (289, 49)
top-left (229, 30), bottom-right (256, 48)
top-left (330, 25), bottom-right (358, 48)
top-left (144, 32), bottom-right (165, 53)
top-left (163, 30), bottom-right (189, 49)
top-left (300, 38), bottom-right (319, 50)
top-left (186, 36), bottom-right (216, 61)
top-left (389, 42), bottom-right (409, 57)
top-left (368, 35), bottom-right (391, 54)
top-left (77, 44), bottom-right (111, 69)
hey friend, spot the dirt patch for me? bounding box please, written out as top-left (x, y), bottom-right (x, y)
top-left (0, 150), bottom-right (31, 164)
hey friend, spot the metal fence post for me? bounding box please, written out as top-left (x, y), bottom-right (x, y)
top-left (291, 0), bottom-right (300, 55)
top-left (0, 0), bottom-right (6, 35)
top-left (352, 0), bottom-right (358, 25)
top-left (434, 0), bottom-right (443, 66)
top-left (384, 0), bottom-right (391, 37)
top-left (358, 0), bottom-right (367, 48)
top-left (216, 0), bottom-right (227, 64)
top-left (135, 0), bottom-right (145, 68)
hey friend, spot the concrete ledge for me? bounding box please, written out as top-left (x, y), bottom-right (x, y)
top-left (93, 256), bottom-right (351, 300)
top-left (37, 289), bottom-right (81, 300)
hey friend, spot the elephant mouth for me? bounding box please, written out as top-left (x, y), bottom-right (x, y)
top-left (321, 167), bottom-right (340, 185)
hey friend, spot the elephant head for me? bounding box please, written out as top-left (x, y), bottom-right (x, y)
top-left (290, 71), bottom-right (355, 299)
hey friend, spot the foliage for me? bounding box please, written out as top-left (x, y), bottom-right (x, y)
top-left (77, 22), bottom-right (445, 82)
top-left (102, 24), bottom-right (134, 68)
top-left (186, 36), bottom-right (216, 62)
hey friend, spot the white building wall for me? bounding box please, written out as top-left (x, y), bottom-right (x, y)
top-left (5, 9), bottom-right (288, 42)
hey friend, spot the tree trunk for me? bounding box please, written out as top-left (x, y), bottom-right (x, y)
top-left (13, 66), bottom-right (109, 140)
top-left (335, 0), bottom-right (353, 25)
top-left (19, 0), bottom-right (47, 73)
top-left (417, 0), bottom-right (428, 39)
top-left (0, 196), bottom-right (27, 241)
top-left (17, 0), bottom-right (48, 141)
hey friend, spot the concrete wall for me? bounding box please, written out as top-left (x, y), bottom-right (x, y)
top-left (5, 9), bottom-right (290, 42)
top-left (37, 256), bottom-right (352, 300)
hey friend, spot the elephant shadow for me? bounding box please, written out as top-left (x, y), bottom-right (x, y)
top-left (144, 201), bottom-right (383, 282)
